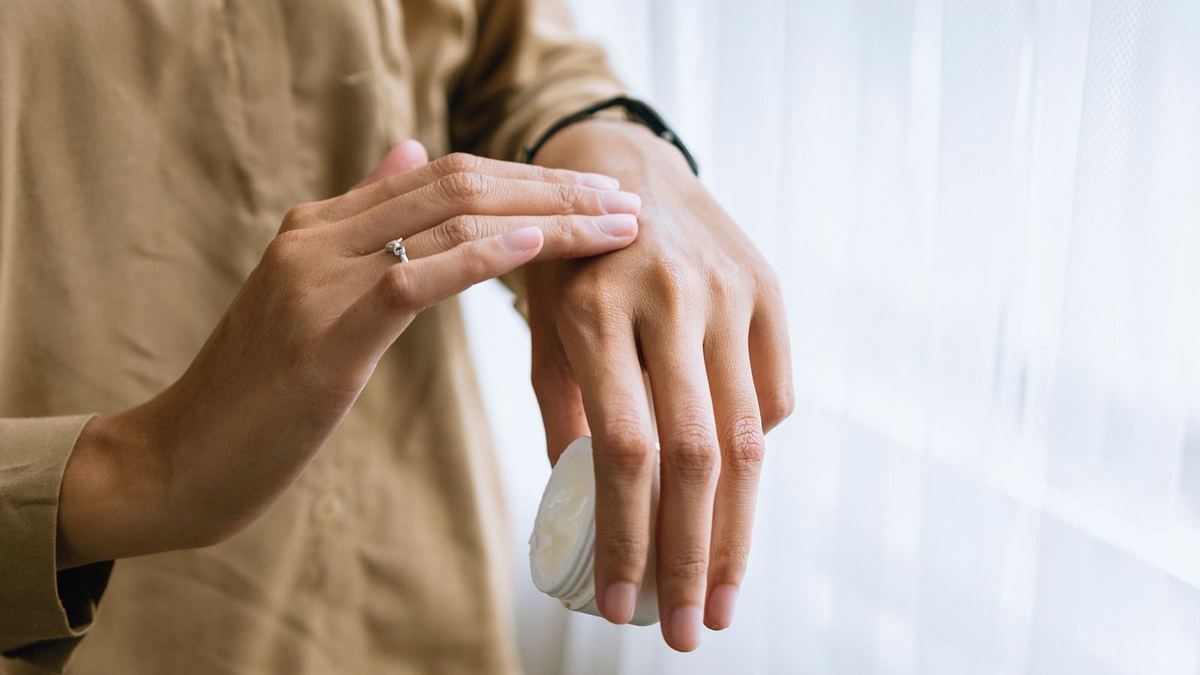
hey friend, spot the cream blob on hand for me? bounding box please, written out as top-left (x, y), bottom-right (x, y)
top-left (529, 436), bottom-right (659, 625)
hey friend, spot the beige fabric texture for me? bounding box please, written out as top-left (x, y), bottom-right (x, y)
top-left (0, 1), bottom-right (621, 673)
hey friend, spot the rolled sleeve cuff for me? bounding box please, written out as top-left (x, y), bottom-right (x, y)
top-left (1, 415), bottom-right (113, 673)
top-left (495, 80), bottom-right (627, 162)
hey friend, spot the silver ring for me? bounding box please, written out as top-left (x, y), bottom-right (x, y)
top-left (384, 237), bottom-right (410, 263)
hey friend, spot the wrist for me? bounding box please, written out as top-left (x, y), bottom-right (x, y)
top-left (533, 119), bottom-right (693, 182)
top-left (57, 407), bottom-right (172, 569)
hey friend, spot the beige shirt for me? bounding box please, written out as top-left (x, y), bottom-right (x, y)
top-left (0, 1), bottom-right (621, 672)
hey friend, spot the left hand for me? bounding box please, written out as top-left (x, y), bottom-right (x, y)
top-left (55, 141), bottom-right (642, 569)
top-left (527, 120), bottom-right (794, 651)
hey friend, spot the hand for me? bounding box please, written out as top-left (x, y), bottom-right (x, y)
top-left (57, 141), bottom-right (643, 569)
top-left (527, 121), bottom-right (794, 650)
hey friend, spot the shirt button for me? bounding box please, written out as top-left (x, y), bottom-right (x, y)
top-left (315, 491), bottom-right (344, 525)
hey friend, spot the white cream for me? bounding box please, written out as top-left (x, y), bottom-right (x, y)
top-left (529, 436), bottom-right (659, 626)
top-left (529, 438), bottom-right (595, 592)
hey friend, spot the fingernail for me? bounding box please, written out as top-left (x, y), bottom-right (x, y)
top-left (398, 139), bottom-right (428, 164)
top-left (594, 214), bottom-right (637, 238)
top-left (705, 584), bottom-right (739, 630)
top-left (666, 607), bottom-right (703, 651)
top-left (498, 226), bottom-right (542, 252)
top-left (602, 582), bottom-right (638, 624)
top-left (599, 190), bottom-right (642, 215)
top-left (579, 172), bottom-right (621, 190)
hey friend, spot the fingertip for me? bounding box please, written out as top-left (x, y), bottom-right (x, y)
top-left (396, 139), bottom-right (430, 168)
top-left (356, 140), bottom-right (429, 187)
top-left (599, 190), bottom-right (642, 215)
top-left (600, 582), bottom-right (638, 625)
top-left (579, 172), bottom-right (621, 190)
top-left (544, 214), bottom-right (637, 261)
top-left (498, 226), bottom-right (543, 254)
top-left (703, 584), bottom-right (739, 630)
top-left (594, 214), bottom-right (638, 239)
top-left (663, 606), bottom-right (703, 652)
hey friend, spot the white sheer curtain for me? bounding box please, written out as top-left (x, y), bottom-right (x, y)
top-left (461, 0), bottom-right (1200, 672)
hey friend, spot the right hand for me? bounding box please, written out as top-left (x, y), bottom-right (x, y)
top-left (56, 141), bottom-right (642, 569)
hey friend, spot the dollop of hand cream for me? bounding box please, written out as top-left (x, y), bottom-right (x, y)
top-left (529, 436), bottom-right (659, 625)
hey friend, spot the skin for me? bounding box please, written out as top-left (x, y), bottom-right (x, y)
top-left (57, 141), bottom-right (644, 567)
top-left (60, 117), bottom-right (794, 654)
top-left (528, 119), bottom-right (794, 651)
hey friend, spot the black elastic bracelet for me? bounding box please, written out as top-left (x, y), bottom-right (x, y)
top-left (521, 96), bottom-right (700, 176)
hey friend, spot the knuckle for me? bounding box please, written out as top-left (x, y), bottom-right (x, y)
top-left (596, 420), bottom-right (654, 475)
top-left (723, 415), bottom-right (766, 473)
top-left (433, 152), bottom-right (481, 177)
top-left (664, 421), bottom-right (719, 484)
top-left (712, 537), bottom-right (753, 574)
top-left (263, 228), bottom-right (311, 268)
top-left (650, 260), bottom-right (701, 312)
top-left (554, 182), bottom-right (581, 214)
top-left (280, 202), bottom-right (319, 231)
top-left (438, 171), bottom-right (488, 205)
top-left (663, 544), bottom-right (710, 582)
top-left (597, 532), bottom-right (648, 567)
top-left (441, 215), bottom-right (485, 245)
top-left (754, 265), bottom-right (784, 301)
top-left (549, 214), bottom-right (576, 242)
top-left (381, 266), bottom-right (416, 309)
top-left (761, 385), bottom-right (796, 428)
top-left (669, 448), bottom-right (719, 485)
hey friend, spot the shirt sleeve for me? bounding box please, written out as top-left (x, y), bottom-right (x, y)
top-left (448, 0), bottom-right (625, 161)
top-left (448, 0), bottom-right (625, 308)
top-left (1, 415), bottom-right (114, 673)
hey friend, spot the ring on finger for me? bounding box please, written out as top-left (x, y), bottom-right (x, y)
top-left (384, 237), bottom-right (410, 263)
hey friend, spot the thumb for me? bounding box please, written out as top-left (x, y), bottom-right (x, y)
top-left (354, 139), bottom-right (430, 188)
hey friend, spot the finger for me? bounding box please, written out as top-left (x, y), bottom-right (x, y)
top-left (325, 152), bottom-right (620, 222)
top-left (644, 322), bottom-right (719, 652)
top-left (531, 347), bottom-right (590, 465)
top-left (331, 227), bottom-right (544, 360)
top-left (399, 214), bottom-right (637, 262)
top-left (702, 327), bottom-right (763, 631)
top-left (529, 270), bottom-right (590, 463)
top-left (338, 176), bottom-right (640, 254)
top-left (749, 276), bottom-right (795, 432)
top-left (278, 141), bottom-right (431, 235)
top-left (352, 139), bottom-right (430, 189)
top-left (558, 298), bottom-right (656, 626)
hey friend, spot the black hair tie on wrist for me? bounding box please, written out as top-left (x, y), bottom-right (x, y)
top-left (521, 96), bottom-right (700, 176)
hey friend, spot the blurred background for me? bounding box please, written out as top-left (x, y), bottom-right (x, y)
top-left (461, 1), bottom-right (1200, 673)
